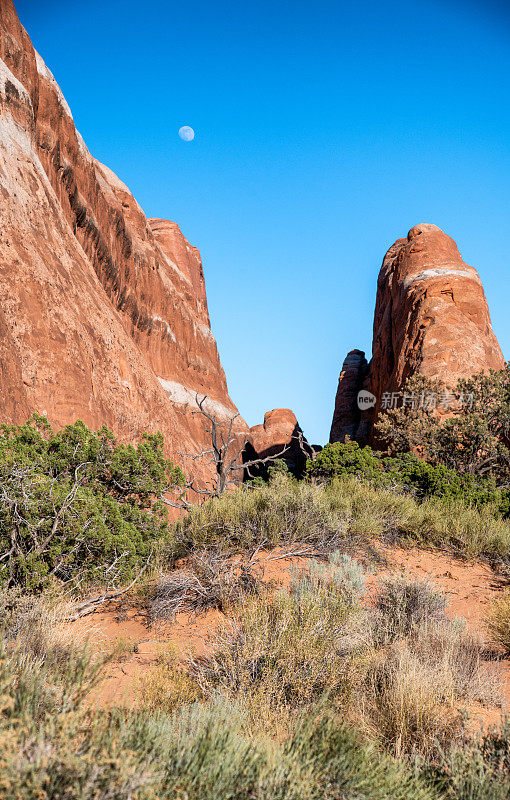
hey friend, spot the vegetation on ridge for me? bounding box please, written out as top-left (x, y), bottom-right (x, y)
top-left (177, 472), bottom-right (510, 562)
top-left (375, 368), bottom-right (510, 485)
top-left (307, 441), bottom-right (510, 517)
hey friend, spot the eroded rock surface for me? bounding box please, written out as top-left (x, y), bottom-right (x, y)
top-left (330, 350), bottom-right (368, 443)
top-left (369, 223), bottom-right (504, 414)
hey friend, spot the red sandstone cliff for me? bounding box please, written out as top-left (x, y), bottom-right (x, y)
top-left (0, 0), bottom-right (247, 473)
top-left (331, 223), bottom-right (505, 444)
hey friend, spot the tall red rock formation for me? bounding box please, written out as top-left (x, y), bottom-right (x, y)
top-left (331, 223), bottom-right (505, 444)
top-left (0, 0), bottom-right (247, 473)
top-left (369, 223), bottom-right (505, 414)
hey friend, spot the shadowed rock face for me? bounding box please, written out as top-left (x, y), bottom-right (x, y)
top-left (331, 224), bottom-right (505, 444)
top-left (0, 0), bottom-right (247, 474)
top-left (330, 350), bottom-right (368, 443)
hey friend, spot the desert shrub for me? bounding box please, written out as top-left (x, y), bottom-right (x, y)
top-left (485, 590), bottom-right (510, 653)
top-left (375, 368), bottom-right (510, 487)
top-left (0, 416), bottom-right (183, 590)
top-left (425, 719), bottom-right (510, 799)
top-left (385, 452), bottom-right (503, 508)
top-left (324, 477), bottom-right (510, 560)
top-left (374, 574), bottom-right (447, 640)
top-left (360, 619), bottom-right (500, 759)
top-left (190, 575), bottom-right (358, 711)
top-left (107, 705), bottom-right (437, 799)
top-left (267, 457), bottom-right (292, 480)
top-left (3, 684), bottom-right (433, 800)
top-left (306, 441), bottom-right (388, 485)
top-left (137, 646), bottom-right (204, 713)
top-left (290, 550), bottom-right (365, 607)
top-left (499, 489), bottom-right (510, 518)
top-left (174, 473), bottom-right (346, 553)
top-left (275, 711), bottom-right (435, 800)
top-left (0, 591), bottom-right (437, 800)
top-left (146, 550), bottom-right (263, 623)
top-left (175, 474), bottom-right (510, 563)
top-left (307, 441), bottom-right (507, 515)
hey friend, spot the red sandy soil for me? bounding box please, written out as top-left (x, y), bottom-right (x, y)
top-left (74, 544), bottom-right (510, 721)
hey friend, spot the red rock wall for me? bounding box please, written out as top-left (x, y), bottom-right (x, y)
top-left (330, 349), bottom-right (368, 443)
top-left (0, 0), bottom-right (247, 472)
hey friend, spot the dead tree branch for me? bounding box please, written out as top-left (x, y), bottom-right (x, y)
top-left (162, 394), bottom-right (294, 508)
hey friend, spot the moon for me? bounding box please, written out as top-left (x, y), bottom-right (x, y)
top-left (178, 126), bottom-right (195, 142)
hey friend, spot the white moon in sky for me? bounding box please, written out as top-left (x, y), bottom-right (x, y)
top-left (178, 126), bottom-right (195, 142)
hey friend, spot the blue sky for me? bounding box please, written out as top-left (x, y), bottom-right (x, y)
top-left (16, 0), bottom-right (510, 444)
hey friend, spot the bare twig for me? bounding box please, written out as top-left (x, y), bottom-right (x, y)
top-left (70, 552), bottom-right (153, 620)
top-left (163, 394), bottom-right (301, 508)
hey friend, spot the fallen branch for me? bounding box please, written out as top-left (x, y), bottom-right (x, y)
top-left (70, 553), bottom-right (153, 620)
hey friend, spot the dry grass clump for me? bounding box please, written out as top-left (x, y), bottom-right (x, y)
top-left (146, 550), bottom-right (263, 624)
top-left (0, 587), bottom-right (90, 671)
top-left (410, 620), bottom-right (500, 706)
top-left (0, 597), bottom-right (436, 800)
top-left (190, 559), bottom-right (364, 712)
top-left (174, 474), bottom-right (349, 554)
top-left (373, 574), bottom-right (447, 641)
top-left (355, 573), bottom-right (501, 757)
top-left (361, 640), bottom-right (463, 758)
top-left (0, 589), bottom-right (102, 719)
top-left (485, 590), bottom-right (510, 653)
top-left (359, 619), bottom-right (501, 758)
top-left (325, 477), bottom-right (510, 559)
top-left (289, 551), bottom-right (366, 608)
top-left (138, 645), bottom-right (204, 713)
top-left (186, 562), bottom-right (500, 759)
